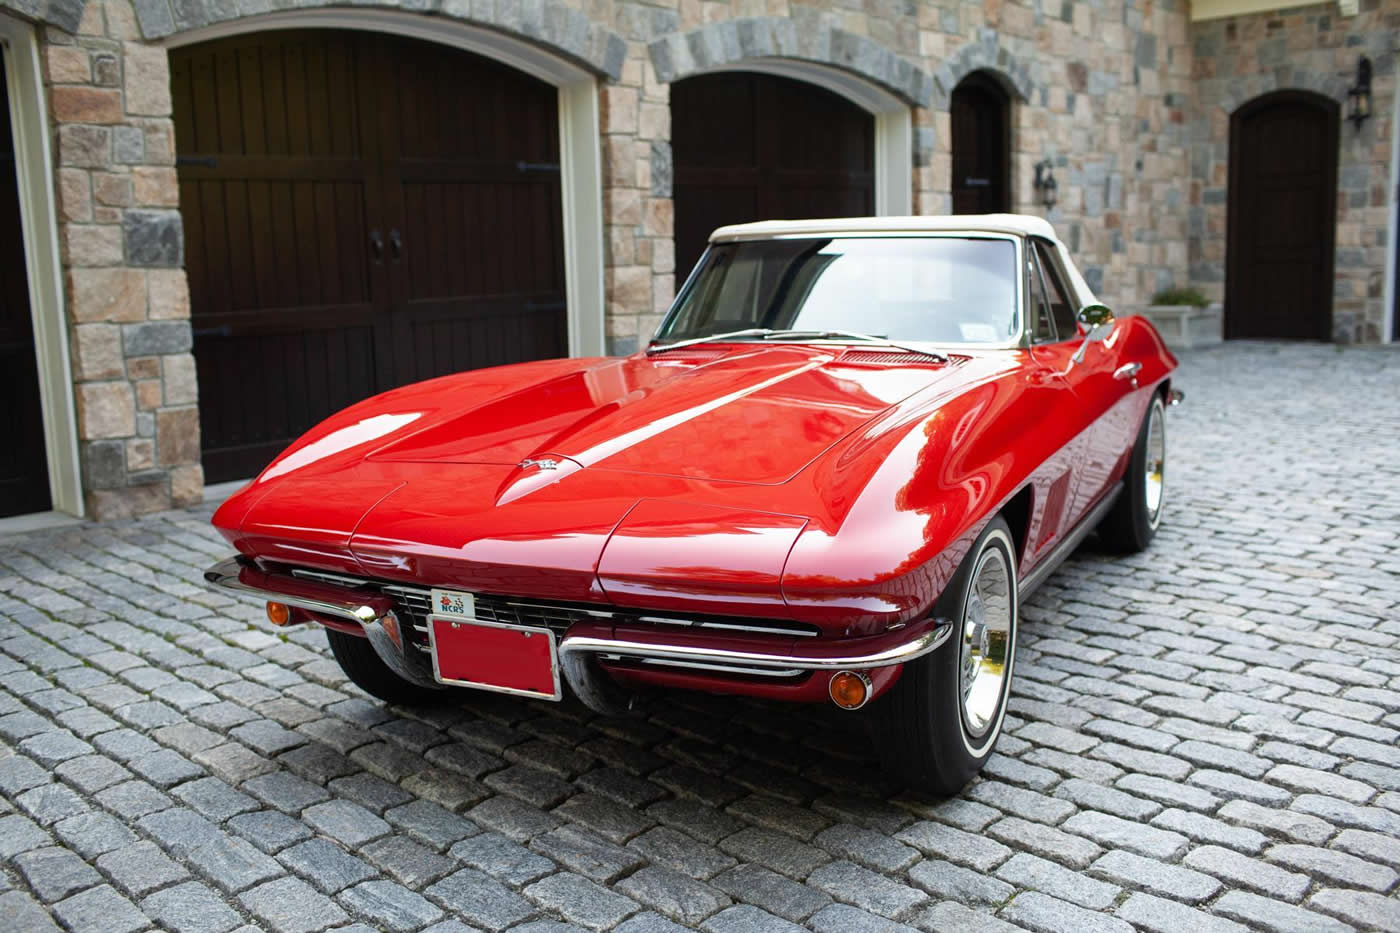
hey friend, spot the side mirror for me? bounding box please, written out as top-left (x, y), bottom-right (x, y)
top-left (1071, 304), bottom-right (1115, 364)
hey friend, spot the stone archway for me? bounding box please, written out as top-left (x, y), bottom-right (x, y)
top-left (132, 0), bottom-right (626, 79)
top-left (935, 29), bottom-right (1036, 108)
top-left (648, 16), bottom-right (930, 231)
top-left (0, 0), bottom-right (82, 32)
top-left (922, 31), bottom-right (1036, 216)
top-left (648, 16), bottom-right (932, 108)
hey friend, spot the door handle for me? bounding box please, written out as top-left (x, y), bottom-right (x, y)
top-left (1113, 362), bottom-right (1142, 386)
top-left (369, 230), bottom-right (384, 263)
top-left (389, 229), bottom-right (402, 261)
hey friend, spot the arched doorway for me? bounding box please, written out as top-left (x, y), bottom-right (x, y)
top-left (950, 71), bottom-right (1010, 215)
top-left (172, 30), bottom-right (568, 481)
top-left (671, 71), bottom-right (875, 287)
top-left (1226, 91), bottom-right (1339, 340)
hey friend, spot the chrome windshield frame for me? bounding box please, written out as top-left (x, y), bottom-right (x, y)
top-left (650, 232), bottom-right (1028, 353)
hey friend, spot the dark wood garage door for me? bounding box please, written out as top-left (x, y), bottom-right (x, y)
top-left (672, 72), bottom-right (874, 287)
top-left (1226, 91), bottom-right (1338, 341)
top-left (950, 71), bottom-right (1010, 215)
top-left (172, 31), bottom-right (566, 482)
top-left (0, 49), bottom-right (52, 517)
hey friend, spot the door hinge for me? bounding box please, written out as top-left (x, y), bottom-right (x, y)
top-left (516, 161), bottom-right (561, 174)
top-left (176, 155), bottom-right (218, 168)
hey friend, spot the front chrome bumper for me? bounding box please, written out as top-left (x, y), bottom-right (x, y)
top-left (204, 557), bottom-right (951, 692)
top-left (556, 628), bottom-right (951, 673)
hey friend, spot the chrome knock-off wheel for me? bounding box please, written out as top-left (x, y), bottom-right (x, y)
top-left (1144, 400), bottom-right (1166, 528)
top-left (870, 517), bottom-right (1018, 793)
top-left (1098, 393), bottom-right (1168, 554)
top-left (959, 547), bottom-right (1013, 744)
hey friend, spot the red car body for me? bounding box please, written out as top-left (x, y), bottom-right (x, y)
top-left (210, 293), bottom-right (1177, 707)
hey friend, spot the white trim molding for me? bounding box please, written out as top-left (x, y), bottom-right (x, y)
top-left (1192, 0), bottom-right (1357, 21)
top-left (683, 59), bottom-right (915, 217)
top-left (1386, 75), bottom-right (1399, 343)
top-left (165, 10), bottom-right (608, 358)
top-left (0, 13), bottom-right (84, 517)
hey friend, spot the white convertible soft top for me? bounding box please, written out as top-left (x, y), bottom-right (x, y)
top-left (707, 214), bottom-right (1100, 307)
top-left (710, 214), bottom-right (1058, 241)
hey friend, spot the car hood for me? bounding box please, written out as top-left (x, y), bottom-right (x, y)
top-left (212, 345), bottom-right (992, 621)
top-left (361, 345), bottom-right (960, 485)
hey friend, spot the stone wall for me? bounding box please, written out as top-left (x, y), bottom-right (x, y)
top-left (1189, 1), bottom-right (1398, 342)
top-left (601, 0), bottom-right (1197, 351)
top-left (44, 0), bottom-right (200, 519)
top-left (14, 0), bottom-right (1395, 519)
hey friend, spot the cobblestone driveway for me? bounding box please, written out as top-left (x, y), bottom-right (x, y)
top-left (3, 343), bottom-right (1399, 933)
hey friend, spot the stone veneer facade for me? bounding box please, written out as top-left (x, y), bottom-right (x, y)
top-left (1189, 1), bottom-right (1397, 342)
top-left (28, 0), bottom-right (201, 519)
top-left (0, 0), bottom-right (1394, 519)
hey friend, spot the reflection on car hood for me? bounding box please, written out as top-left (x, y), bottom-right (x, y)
top-left (364, 345), bottom-right (964, 484)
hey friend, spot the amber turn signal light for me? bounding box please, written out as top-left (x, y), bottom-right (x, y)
top-left (265, 601), bottom-right (291, 626)
top-left (828, 670), bottom-right (872, 710)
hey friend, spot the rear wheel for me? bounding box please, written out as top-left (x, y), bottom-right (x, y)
top-left (870, 517), bottom-right (1018, 794)
top-left (1098, 393), bottom-right (1166, 553)
top-left (326, 628), bottom-right (444, 706)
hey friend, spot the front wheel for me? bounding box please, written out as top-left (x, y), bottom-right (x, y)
top-left (326, 628), bottom-right (445, 706)
top-left (1098, 392), bottom-right (1167, 553)
top-left (869, 517), bottom-right (1018, 794)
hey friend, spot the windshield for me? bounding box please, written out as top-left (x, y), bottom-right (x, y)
top-left (655, 236), bottom-right (1020, 346)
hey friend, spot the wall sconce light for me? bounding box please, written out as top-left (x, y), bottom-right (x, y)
top-left (1348, 56), bottom-right (1372, 130)
top-left (1033, 159), bottom-right (1058, 209)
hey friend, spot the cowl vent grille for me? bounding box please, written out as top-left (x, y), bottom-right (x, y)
top-left (837, 349), bottom-right (948, 366)
top-left (646, 346), bottom-right (731, 362)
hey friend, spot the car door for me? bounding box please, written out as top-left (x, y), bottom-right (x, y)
top-left (1028, 238), bottom-right (1130, 525)
top-left (1020, 242), bottom-right (1089, 568)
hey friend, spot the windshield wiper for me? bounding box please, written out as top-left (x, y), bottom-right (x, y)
top-left (759, 329), bottom-right (949, 363)
top-left (646, 327), bottom-right (948, 363)
top-left (645, 328), bottom-right (778, 354)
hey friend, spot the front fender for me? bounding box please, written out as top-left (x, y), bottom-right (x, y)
top-left (781, 356), bottom-right (1068, 635)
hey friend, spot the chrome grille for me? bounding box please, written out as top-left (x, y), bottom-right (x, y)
top-left (288, 567), bottom-right (820, 650)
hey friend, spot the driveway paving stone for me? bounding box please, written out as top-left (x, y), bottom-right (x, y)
top-left (1, 344), bottom-right (1399, 930)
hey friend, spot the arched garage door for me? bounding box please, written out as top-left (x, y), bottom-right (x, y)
top-left (671, 71), bottom-right (874, 287)
top-left (173, 31), bottom-right (567, 482)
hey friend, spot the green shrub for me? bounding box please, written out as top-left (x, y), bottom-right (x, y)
top-left (1150, 287), bottom-right (1209, 308)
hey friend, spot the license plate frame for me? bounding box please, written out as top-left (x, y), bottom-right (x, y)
top-left (426, 615), bottom-right (562, 701)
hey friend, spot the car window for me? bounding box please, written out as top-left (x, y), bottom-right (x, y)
top-left (658, 236), bottom-right (1019, 345)
top-left (1028, 249), bottom-right (1056, 343)
top-left (1033, 239), bottom-right (1078, 340)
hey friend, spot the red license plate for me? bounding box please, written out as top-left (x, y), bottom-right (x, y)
top-left (428, 617), bottom-right (561, 700)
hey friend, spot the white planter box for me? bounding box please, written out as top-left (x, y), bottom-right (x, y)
top-left (1138, 303), bottom-right (1223, 350)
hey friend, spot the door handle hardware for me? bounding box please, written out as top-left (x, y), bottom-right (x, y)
top-left (369, 230), bottom-right (384, 262)
top-left (389, 229), bottom-right (402, 261)
top-left (516, 161), bottom-right (561, 173)
top-left (964, 177), bottom-right (991, 187)
top-left (1113, 362), bottom-right (1142, 386)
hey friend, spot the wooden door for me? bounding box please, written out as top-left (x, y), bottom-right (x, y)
top-left (950, 72), bottom-right (1010, 215)
top-left (672, 72), bottom-right (874, 287)
top-left (173, 31), bottom-right (566, 483)
top-left (1226, 92), bottom-right (1338, 340)
top-left (0, 49), bottom-right (52, 517)
top-left (374, 37), bottom-right (566, 385)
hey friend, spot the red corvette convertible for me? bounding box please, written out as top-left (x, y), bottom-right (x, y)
top-left (207, 215), bottom-right (1177, 793)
